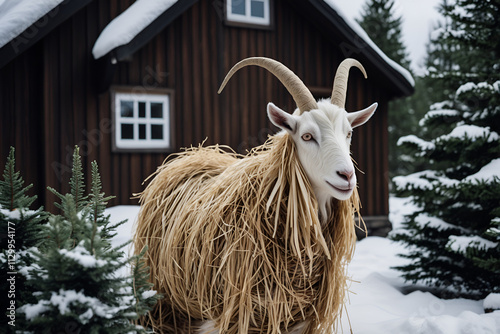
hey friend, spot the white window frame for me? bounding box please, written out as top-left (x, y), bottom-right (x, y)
top-left (226, 0), bottom-right (271, 26)
top-left (111, 87), bottom-right (173, 152)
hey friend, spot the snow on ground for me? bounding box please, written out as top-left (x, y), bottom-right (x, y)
top-left (107, 198), bottom-right (500, 334)
top-left (340, 235), bottom-right (498, 334)
top-left (107, 205), bottom-right (139, 278)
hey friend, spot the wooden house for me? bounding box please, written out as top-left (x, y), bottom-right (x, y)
top-left (0, 0), bottom-right (413, 236)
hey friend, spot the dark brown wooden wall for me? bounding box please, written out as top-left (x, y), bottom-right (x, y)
top-left (0, 0), bottom-right (390, 217)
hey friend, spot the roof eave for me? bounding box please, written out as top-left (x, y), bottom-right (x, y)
top-left (0, 0), bottom-right (94, 69)
top-left (113, 0), bottom-right (199, 63)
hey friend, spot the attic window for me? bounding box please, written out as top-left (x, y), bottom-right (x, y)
top-left (111, 87), bottom-right (173, 152)
top-left (226, 0), bottom-right (271, 27)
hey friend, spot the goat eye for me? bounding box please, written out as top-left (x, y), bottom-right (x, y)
top-left (347, 131), bottom-right (352, 139)
top-left (301, 133), bottom-right (313, 141)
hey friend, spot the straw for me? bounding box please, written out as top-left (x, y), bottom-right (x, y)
top-left (134, 133), bottom-right (361, 333)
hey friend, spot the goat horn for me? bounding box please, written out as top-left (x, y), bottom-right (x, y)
top-left (218, 57), bottom-right (318, 114)
top-left (331, 58), bottom-right (367, 109)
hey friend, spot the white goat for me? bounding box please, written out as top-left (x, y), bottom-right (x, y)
top-left (135, 57), bottom-right (378, 334)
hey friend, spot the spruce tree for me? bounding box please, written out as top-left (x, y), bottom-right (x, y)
top-left (18, 148), bottom-right (160, 333)
top-left (0, 147), bottom-right (45, 329)
top-left (391, 0), bottom-right (500, 298)
top-left (357, 0), bottom-right (410, 68)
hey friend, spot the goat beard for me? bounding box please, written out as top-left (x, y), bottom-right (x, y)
top-left (134, 133), bottom-right (363, 334)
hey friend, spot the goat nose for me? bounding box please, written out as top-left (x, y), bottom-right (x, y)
top-left (337, 169), bottom-right (354, 182)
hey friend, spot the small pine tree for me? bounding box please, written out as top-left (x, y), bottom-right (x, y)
top-left (391, 0), bottom-right (500, 298)
top-left (0, 147), bottom-right (45, 329)
top-left (18, 148), bottom-right (160, 333)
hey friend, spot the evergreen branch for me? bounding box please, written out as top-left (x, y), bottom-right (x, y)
top-left (0, 147), bottom-right (35, 210)
top-left (9, 155), bottom-right (13, 210)
top-left (69, 146), bottom-right (87, 211)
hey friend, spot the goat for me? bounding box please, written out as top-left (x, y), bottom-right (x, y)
top-left (134, 57), bottom-right (378, 334)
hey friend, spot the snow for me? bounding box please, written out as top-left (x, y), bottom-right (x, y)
top-left (415, 213), bottom-right (466, 233)
top-left (339, 235), bottom-right (499, 334)
top-left (0, 0), bottom-right (65, 48)
top-left (106, 205), bottom-right (139, 278)
top-left (456, 81), bottom-right (497, 97)
top-left (92, 0), bottom-right (178, 59)
top-left (19, 302), bottom-right (50, 321)
top-left (142, 290), bottom-right (158, 299)
top-left (456, 82), bottom-right (479, 95)
top-left (484, 294), bottom-right (500, 311)
top-left (0, 207), bottom-right (40, 220)
top-left (0, 208), bottom-right (21, 220)
top-left (430, 26), bottom-right (445, 41)
top-left (393, 170), bottom-right (459, 191)
top-left (20, 288), bottom-right (134, 323)
top-left (448, 235), bottom-right (498, 254)
top-left (431, 26), bottom-right (467, 41)
top-left (393, 170), bottom-right (434, 191)
top-left (59, 244), bottom-right (108, 268)
top-left (464, 158), bottom-right (500, 184)
top-left (420, 109), bottom-right (460, 126)
top-left (106, 205), bottom-right (138, 256)
top-left (388, 196), bottom-right (420, 231)
top-left (438, 124), bottom-right (499, 143)
top-left (324, 0), bottom-right (414, 87)
top-left (397, 135), bottom-right (435, 151)
top-left (106, 199), bottom-right (500, 333)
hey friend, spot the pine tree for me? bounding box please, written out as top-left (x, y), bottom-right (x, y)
top-left (391, 0), bottom-right (500, 298)
top-left (18, 148), bottom-right (160, 333)
top-left (0, 147), bottom-right (45, 329)
top-left (357, 0), bottom-right (410, 68)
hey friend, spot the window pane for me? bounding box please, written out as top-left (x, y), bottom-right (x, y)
top-left (120, 100), bottom-right (134, 117)
top-left (232, 0), bottom-right (245, 15)
top-left (151, 102), bottom-right (163, 118)
top-left (251, 0), bottom-right (264, 18)
top-left (151, 124), bottom-right (163, 139)
top-left (121, 124), bottom-right (134, 139)
top-left (138, 102), bottom-right (146, 118)
top-left (139, 124), bottom-right (146, 139)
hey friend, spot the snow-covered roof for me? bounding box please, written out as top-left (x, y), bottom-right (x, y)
top-left (0, 0), bottom-right (414, 89)
top-left (0, 0), bottom-right (414, 88)
top-left (92, 0), bottom-right (178, 59)
top-left (0, 0), bottom-right (65, 49)
top-left (91, 0), bottom-right (414, 88)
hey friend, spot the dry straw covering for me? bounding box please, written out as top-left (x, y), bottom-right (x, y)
top-left (134, 133), bottom-right (361, 334)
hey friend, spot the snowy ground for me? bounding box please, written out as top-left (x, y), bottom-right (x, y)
top-left (107, 197), bottom-right (500, 334)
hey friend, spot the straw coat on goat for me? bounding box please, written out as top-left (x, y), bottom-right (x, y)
top-left (134, 57), bottom-right (378, 334)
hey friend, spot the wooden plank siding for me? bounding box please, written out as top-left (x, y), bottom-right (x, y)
top-left (0, 0), bottom-right (391, 218)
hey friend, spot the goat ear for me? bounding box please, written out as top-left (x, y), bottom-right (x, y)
top-left (347, 102), bottom-right (378, 128)
top-left (267, 103), bottom-right (296, 133)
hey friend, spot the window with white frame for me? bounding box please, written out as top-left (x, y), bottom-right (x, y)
top-left (111, 88), bottom-right (172, 152)
top-left (226, 0), bottom-right (271, 26)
